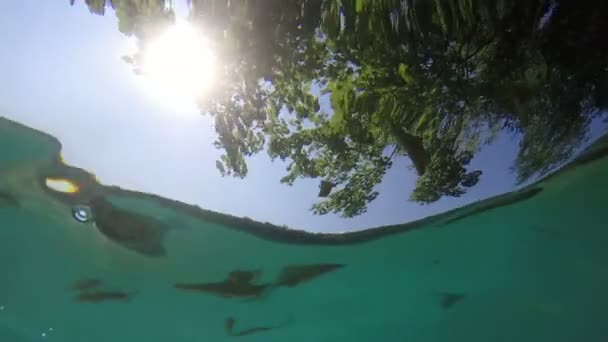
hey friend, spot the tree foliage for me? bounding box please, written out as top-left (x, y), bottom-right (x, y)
top-left (73, 0), bottom-right (608, 217)
top-left (73, 0), bottom-right (174, 37)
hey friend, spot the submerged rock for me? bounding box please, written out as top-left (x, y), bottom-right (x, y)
top-left (0, 191), bottom-right (19, 209)
top-left (225, 315), bottom-right (293, 337)
top-left (175, 269), bottom-right (271, 299)
top-left (275, 263), bottom-right (345, 288)
top-left (75, 290), bottom-right (137, 303)
top-left (88, 196), bottom-right (169, 257)
top-left (439, 292), bottom-right (466, 309)
top-left (68, 278), bottom-right (102, 292)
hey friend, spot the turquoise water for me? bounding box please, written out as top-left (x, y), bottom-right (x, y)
top-left (1, 116), bottom-right (607, 341)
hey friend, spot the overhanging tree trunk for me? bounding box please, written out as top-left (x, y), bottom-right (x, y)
top-left (390, 123), bottom-right (430, 176)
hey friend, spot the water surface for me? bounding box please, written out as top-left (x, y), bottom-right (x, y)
top-left (0, 117), bottom-right (607, 341)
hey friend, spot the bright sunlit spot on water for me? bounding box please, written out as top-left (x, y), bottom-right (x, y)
top-left (136, 20), bottom-right (216, 112)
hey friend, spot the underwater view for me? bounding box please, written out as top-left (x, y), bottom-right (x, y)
top-left (1, 0), bottom-right (608, 341)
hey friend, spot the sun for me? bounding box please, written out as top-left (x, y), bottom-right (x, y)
top-left (137, 20), bottom-right (216, 108)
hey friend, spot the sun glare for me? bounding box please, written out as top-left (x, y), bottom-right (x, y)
top-left (45, 178), bottom-right (80, 194)
top-left (138, 20), bottom-right (216, 108)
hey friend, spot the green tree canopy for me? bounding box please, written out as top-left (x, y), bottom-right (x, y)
top-left (73, 0), bottom-right (608, 217)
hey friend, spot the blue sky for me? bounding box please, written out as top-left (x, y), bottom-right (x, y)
top-left (0, 1), bottom-right (605, 232)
